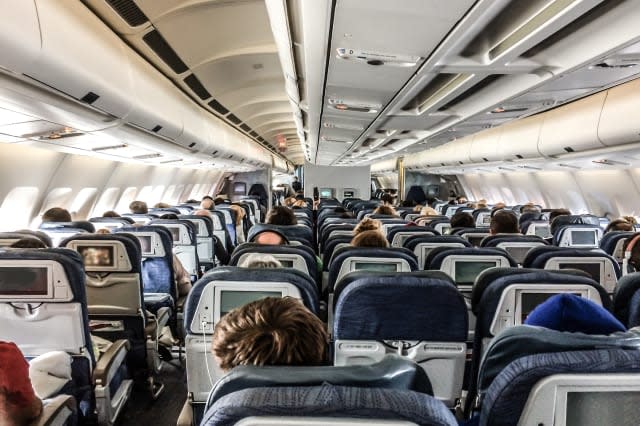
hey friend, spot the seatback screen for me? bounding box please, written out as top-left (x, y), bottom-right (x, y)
top-left (77, 245), bottom-right (114, 267)
top-left (454, 261), bottom-right (498, 285)
top-left (441, 226), bottom-right (452, 235)
top-left (482, 215), bottom-right (491, 226)
top-left (520, 292), bottom-right (566, 323)
top-left (169, 227), bottom-right (180, 243)
top-left (353, 262), bottom-right (399, 272)
top-left (467, 235), bottom-right (485, 247)
top-left (219, 290), bottom-right (282, 317)
top-left (0, 267), bottom-right (48, 295)
top-left (319, 188), bottom-right (333, 198)
top-left (137, 235), bottom-right (152, 255)
top-left (558, 262), bottom-right (601, 282)
top-left (279, 260), bottom-right (294, 268)
top-left (571, 230), bottom-right (596, 245)
top-left (534, 225), bottom-right (551, 238)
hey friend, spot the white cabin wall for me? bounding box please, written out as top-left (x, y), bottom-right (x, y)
top-left (458, 168), bottom-right (640, 217)
top-left (0, 142), bottom-right (225, 231)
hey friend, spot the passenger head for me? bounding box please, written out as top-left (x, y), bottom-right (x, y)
top-left (229, 205), bottom-right (245, 226)
top-left (351, 230), bottom-right (389, 248)
top-left (283, 197), bottom-right (296, 207)
top-left (623, 215), bottom-right (637, 226)
top-left (604, 218), bottom-right (634, 234)
top-left (159, 213), bottom-right (179, 220)
top-left (154, 202), bottom-right (171, 209)
top-left (201, 196), bottom-right (214, 210)
top-left (9, 238), bottom-right (47, 249)
top-left (549, 208), bottom-right (571, 224)
top-left (420, 206), bottom-right (438, 216)
top-left (102, 210), bottom-right (120, 218)
top-left (456, 196), bottom-right (467, 204)
top-left (353, 218), bottom-right (382, 235)
top-left (450, 212), bottom-right (475, 229)
top-left (194, 209), bottom-right (212, 219)
top-left (212, 297), bottom-right (328, 371)
top-left (372, 205), bottom-right (397, 216)
top-left (214, 197), bottom-right (227, 206)
top-left (252, 230), bottom-right (287, 245)
top-left (380, 193), bottom-right (394, 205)
top-left (0, 341), bottom-right (42, 424)
top-left (490, 210), bottom-right (519, 235)
top-left (238, 253), bottom-right (282, 269)
top-left (129, 200), bottom-right (148, 214)
top-left (266, 206), bottom-right (297, 226)
top-left (42, 207), bottom-right (72, 223)
top-left (95, 228), bottom-right (111, 235)
top-left (292, 200), bottom-right (308, 209)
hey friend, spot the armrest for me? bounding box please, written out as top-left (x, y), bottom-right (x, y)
top-left (145, 307), bottom-right (171, 338)
top-left (32, 395), bottom-right (76, 426)
top-left (176, 400), bottom-right (193, 426)
top-left (93, 339), bottom-right (130, 387)
top-left (176, 295), bottom-right (186, 311)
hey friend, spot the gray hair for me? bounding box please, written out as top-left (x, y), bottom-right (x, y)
top-left (239, 253), bottom-right (283, 269)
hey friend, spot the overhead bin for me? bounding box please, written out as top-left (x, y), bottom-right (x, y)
top-left (537, 91), bottom-right (607, 157)
top-left (498, 115), bottom-right (543, 160)
top-left (598, 77), bottom-right (640, 147)
top-left (371, 158), bottom-right (397, 174)
top-left (469, 127), bottom-right (502, 163)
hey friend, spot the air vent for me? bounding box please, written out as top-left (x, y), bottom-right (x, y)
top-left (592, 159), bottom-right (630, 166)
top-left (134, 153), bottom-right (162, 160)
top-left (564, 146), bottom-right (574, 153)
top-left (483, 158), bottom-right (489, 162)
top-left (402, 73), bottom-right (475, 114)
top-left (151, 125), bottom-right (162, 133)
top-left (240, 123), bottom-right (251, 132)
top-left (106, 0), bottom-right (149, 27)
top-left (207, 99), bottom-right (229, 115)
top-left (438, 75), bottom-right (502, 111)
top-left (143, 30), bottom-right (188, 74)
top-left (361, 138), bottom-right (378, 147)
top-left (80, 92), bottom-right (100, 104)
top-left (188, 142), bottom-right (196, 148)
top-left (211, 150), bottom-right (218, 156)
top-left (490, 106), bottom-right (529, 114)
top-left (592, 61), bottom-right (637, 69)
top-left (323, 122), bottom-right (364, 131)
top-left (160, 159), bottom-right (182, 164)
top-left (383, 139), bottom-right (400, 148)
top-left (558, 163), bottom-right (581, 169)
top-left (328, 99), bottom-right (380, 113)
top-left (515, 154), bottom-right (524, 159)
top-left (249, 131), bottom-right (259, 138)
top-left (183, 74), bottom-right (211, 100)
top-left (462, 0), bottom-right (595, 62)
top-left (257, 137), bottom-right (265, 143)
top-left (227, 114), bottom-right (242, 125)
top-left (519, 165), bottom-right (542, 170)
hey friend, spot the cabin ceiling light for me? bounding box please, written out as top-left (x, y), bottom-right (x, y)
top-left (133, 153), bottom-right (162, 160)
top-left (92, 144), bottom-right (128, 152)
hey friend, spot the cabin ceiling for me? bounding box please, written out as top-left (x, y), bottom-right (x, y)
top-left (82, 0), bottom-right (640, 168)
top-left (83, 0), bottom-right (304, 164)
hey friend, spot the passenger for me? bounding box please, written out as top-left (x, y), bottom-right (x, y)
top-left (420, 206), bottom-right (438, 216)
top-left (623, 215), bottom-right (637, 226)
top-left (41, 207), bottom-right (71, 223)
top-left (266, 206), bottom-right (298, 226)
top-left (623, 235), bottom-right (640, 272)
top-left (604, 218), bottom-right (634, 233)
top-left (201, 195), bottom-right (215, 211)
top-left (413, 204), bottom-right (424, 213)
top-left (0, 341), bottom-right (42, 425)
top-left (353, 218), bottom-right (382, 235)
top-left (351, 230), bottom-right (389, 248)
top-left (456, 196), bottom-right (467, 204)
top-left (229, 204), bottom-right (246, 244)
top-left (154, 202), bottom-right (171, 209)
top-left (283, 197), bottom-right (296, 207)
top-left (548, 208), bottom-right (571, 224)
top-left (492, 202), bottom-right (506, 211)
top-left (490, 210), bottom-right (519, 235)
top-left (212, 297), bottom-right (327, 371)
top-left (450, 211), bottom-right (475, 229)
top-left (102, 210), bottom-right (120, 218)
top-left (238, 253), bottom-right (282, 269)
top-left (9, 238), bottom-right (47, 249)
top-left (159, 213), bottom-right (179, 220)
top-left (95, 229), bottom-right (111, 235)
top-left (252, 230), bottom-right (287, 245)
top-left (129, 200), bottom-right (148, 214)
top-left (194, 209), bottom-right (230, 264)
top-left (380, 193), bottom-right (394, 205)
top-left (520, 202), bottom-right (540, 214)
top-left (292, 200), bottom-right (308, 209)
top-left (372, 205), bottom-right (397, 216)
top-left (214, 196), bottom-right (228, 206)
top-left (291, 176), bottom-right (302, 192)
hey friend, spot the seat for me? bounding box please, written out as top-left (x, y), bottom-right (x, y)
top-left (0, 248), bottom-right (132, 425)
top-left (0, 231), bottom-right (52, 247)
top-left (600, 230), bottom-right (634, 264)
top-left (327, 247), bottom-right (419, 293)
top-left (451, 228), bottom-right (492, 247)
top-left (522, 246), bottom-right (621, 293)
top-left (473, 208), bottom-right (492, 228)
top-left (524, 220), bottom-right (552, 239)
top-left (35, 394), bottom-right (77, 426)
top-left (386, 225), bottom-right (437, 248)
top-left (39, 221), bottom-right (95, 246)
top-left (332, 271), bottom-right (467, 407)
top-left (215, 205), bottom-right (238, 244)
top-left (554, 223), bottom-right (603, 248)
top-left (473, 326), bottom-right (640, 426)
top-left (183, 266), bottom-right (320, 421)
top-left (480, 234), bottom-right (548, 265)
top-left (208, 209), bottom-right (233, 251)
top-left (122, 213), bottom-right (157, 225)
top-left (613, 272), bottom-right (640, 328)
top-left (230, 242), bottom-right (319, 284)
top-left (149, 218), bottom-right (200, 281)
top-left (89, 216), bottom-right (135, 231)
top-left (248, 223), bottom-right (314, 247)
top-left (320, 224), bottom-right (356, 251)
top-left (322, 235), bottom-right (353, 271)
top-left (61, 233), bottom-right (168, 398)
top-left (403, 235), bottom-right (471, 269)
top-left (180, 214), bottom-right (217, 271)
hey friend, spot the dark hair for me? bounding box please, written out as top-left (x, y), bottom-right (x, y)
top-left (450, 212), bottom-right (475, 228)
top-left (212, 297), bottom-right (327, 371)
top-left (381, 193), bottom-right (394, 205)
top-left (10, 238), bottom-right (47, 249)
top-left (351, 230), bottom-right (389, 248)
top-left (160, 213), bottom-right (179, 220)
top-left (372, 205), bottom-right (397, 216)
top-left (353, 218), bottom-right (381, 235)
top-left (102, 210), bottom-right (120, 218)
top-left (266, 206), bottom-right (298, 226)
top-left (490, 210), bottom-right (519, 234)
top-left (548, 208), bottom-right (571, 223)
top-left (604, 218), bottom-right (634, 234)
top-left (42, 207), bottom-right (71, 223)
top-left (129, 200), bottom-right (148, 214)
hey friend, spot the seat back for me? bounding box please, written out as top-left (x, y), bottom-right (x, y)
top-left (180, 214), bottom-right (216, 268)
top-left (480, 234), bottom-right (548, 265)
top-left (473, 209), bottom-right (492, 228)
top-left (523, 246), bottom-right (620, 293)
top-left (554, 224), bottom-right (603, 248)
top-left (230, 242), bottom-right (318, 283)
top-left (525, 220), bottom-right (552, 238)
top-left (333, 271), bottom-right (467, 407)
top-left (328, 247), bottom-right (419, 292)
top-left (476, 327), bottom-right (640, 426)
top-left (404, 235), bottom-right (471, 269)
top-left (248, 223), bottom-right (314, 247)
top-left (149, 219), bottom-right (200, 279)
top-left (452, 228), bottom-right (492, 247)
top-left (600, 230), bottom-right (634, 264)
top-left (184, 267), bottom-right (319, 406)
top-left (40, 222), bottom-right (95, 247)
top-left (387, 226), bottom-right (437, 248)
top-left (89, 216), bottom-right (135, 232)
top-left (613, 272), bottom-right (640, 328)
top-left (214, 205), bottom-right (237, 244)
top-left (0, 231), bottom-right (52, 247)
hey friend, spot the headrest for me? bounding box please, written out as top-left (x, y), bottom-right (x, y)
top-left (403, 235), bottom-right (470, 251)
top-left (524, 293), bottom-right (625, 334)
top-left (248, 224), bottom-right (310, 246)
top-left (328, 247), bottom-right (419, 288)
top-left (40, 221), bottom-right (95, 233)
top-left (247, 228), bottom-right (290, 245)
top-left (0, 232), bottom-right (52, 248)
top-left (60, 233), bottom-right (141, 273)
top-left (480, 234), bottom-right (546, 248)
top-left (386, 225), bottom-right (438, 242)
top-left (179, 214), bottom-right (214, 236)
top-left (613, 272), bottom-right (640, 327)
top-left (116, 225), bottom-right (173, 259)
top-left (89, 216), bottom-right (135, 225)
top-left (426, 247), bottom-right (516, 270)
top-left (206, 354), bottom-right (433, 408)
top-left (522, 246), bottom-right (619, 273)
top-left (148, 219), bottom-right (197, 244)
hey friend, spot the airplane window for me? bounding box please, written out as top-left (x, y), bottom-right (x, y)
top-left (0, 187), bottom-right (39, 231)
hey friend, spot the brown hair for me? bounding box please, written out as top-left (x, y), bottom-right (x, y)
top-left (229, 204), bottom-right (246, 226)
top-left (42, 207), bottom-right (72, 223)
top-left (9, 238), bottom-right (47, 249)
top-left (351, 230), bottom-right (389, 248)
top-left (102, 210), bottom-right (120, 218)
top-left (353, 218), bottom-right (382, 235)
top-left (372, 205), bottom-right (397, 216)
top-left (490, 210), bottom-right (519, 235)
top-left (605, 218), bottom-right (633, 233)
top-left (129, 200), bottom-right (148, 214)
top-left (212, 297), bottom-right (327, 371)
top-left (266, 206), bottom-right (298, 226)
